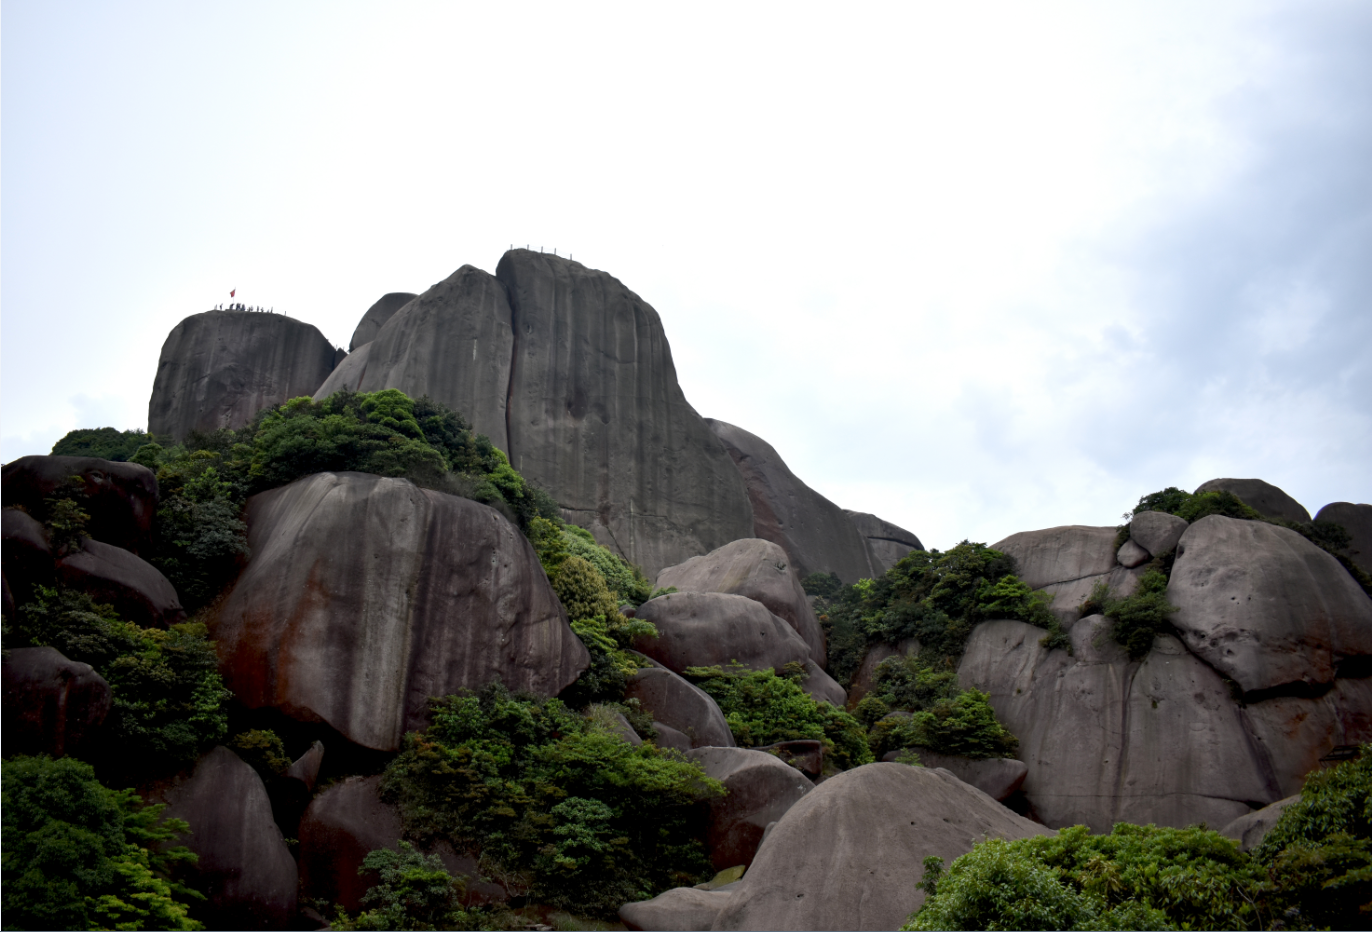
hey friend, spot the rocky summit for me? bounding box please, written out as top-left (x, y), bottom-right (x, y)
top-left (7, 249), bottom-right (1372, 932)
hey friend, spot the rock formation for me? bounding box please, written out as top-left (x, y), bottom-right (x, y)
top-left (624, 662), bottom-right (735, 749)
top-left (2, 455), bottom-right (159, 556)
top-left (619, 886), bottom-right (734, 931)
top-left (1221, 795), bottom-right (1301, 852)
top-left (2, 646), bottom-right (111, 758)
top-left (883, 749), bottom-right (1028, 802)
top-left (55, 539), bottom-right (184, 627)
top-left (1195, 477), bottom-right (1311, 524)
top-left (208, 471), bottom-right (588, 751)
top-left (349, 292), bottom-right (416, 351)
top-left (992, 524), bottom-right (1144, 625)
top-left (1317, 501), bottom-right (1372, 574)
top-left (3, 508), bottom-right (53, 605)
top-left (634, 591), bottom-right (812, 674)
top-left (687, 747), bottom-right (813, 870)
top-left (845, 508), bottom-right (924, 575)
top-left (148, 310), bottom-right (338, 440)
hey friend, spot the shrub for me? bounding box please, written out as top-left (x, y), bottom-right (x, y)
top-left (908, 689), bottom-right (1018, 759)
top-left (228, 730), bottom-right (291, 783)
top-left (150, 451), bottom-right (250, 612)
top-left (50, 427), bottom-right (155, 463)
top-left (2, 755), bottom-right (204, 931)
top-left (551, 557), bottom-right (621, 624)
top-left (801, 572), bottom-right (844, 599)
top-left (330, 842), bottom-right (498, 932)
top-left (1103, 570), bottom-right (1177, 661)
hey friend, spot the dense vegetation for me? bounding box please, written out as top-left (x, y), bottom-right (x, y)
top-left (330, 842), bottom-right (498, 932)
top-left (904, 746), bottom-right (1372, 930)
top-left (379, 684), bottom-right (723, 918)
top-left (50, 427), bottom-right (157, 463)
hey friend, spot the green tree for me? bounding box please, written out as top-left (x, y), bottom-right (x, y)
top-left (51, 427), bottom-right (155, 463)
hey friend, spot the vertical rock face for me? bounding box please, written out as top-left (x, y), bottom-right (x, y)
top-left (1194, 477), bottom-right (1312, 524)
top-left (844, 509), bottom-right (924, 575)
top-left (1317, 501), bottom-right (1372, 574)
top-left (349, 292), bottom-right (416, 351)
top-left (705, 419), bottom-right (872, 583)
top-left (148, 310), bottom-right (338, 440)
top-left (208, 471), bottom-right (588, 751)
top-left (2, 456), bottom-right (159, 556)
top-left (497, 250), bottom-right (753, 577)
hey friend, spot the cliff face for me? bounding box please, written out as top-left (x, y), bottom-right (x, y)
top-left (149, 310), bottom-right (338, 440)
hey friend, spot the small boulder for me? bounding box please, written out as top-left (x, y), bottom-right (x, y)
top-left (149, 746), bottom-right (298, 930)
top-left (1316, 502), bottom-right (1372, 575)
top-left (687, 747), bottom-right (813, 869)
top-left (1195, 477), bottom-right (1311, 524)
top-left (801, 659), bottom-right (847, 706)
top-left (1130, 510), bottom-right (1188, 557)
top-left (2, 646), bottom-right (111, 757)
top-left (655, 538), bottom-right (825, 661)
top-left (634, 591), bottom-right (811, 674)
top-left (349, 292), bottom-right (417, 351)
top-left (1116, 538), bottom-right (1150, 568)
top-left (880, 749), bottom-right (1028, 802)
top-left (619, 886), bottom-right (732, 931)
top-left (2, 455), bottom-right (158, 556)
top-left (652, 721), bottom-right (694, 752)
top-left (625, 665), bottom-right (735, 749)
top-left (606, 711), bottom-right (643, 746)
top-left (56, 539), bottom-right (184, 627)
top-left (286, 740), bottom-right (325, 792)
top-left (1221, 795), bottom-right (1302, 852)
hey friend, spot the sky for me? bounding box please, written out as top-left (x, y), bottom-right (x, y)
top-left (3, 1), bottom-right (1369, 551)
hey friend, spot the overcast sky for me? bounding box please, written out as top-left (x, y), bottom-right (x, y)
top-left (3, 1), bottom-right (1369, 551)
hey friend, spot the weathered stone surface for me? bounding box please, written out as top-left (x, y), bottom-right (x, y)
top-left (846, 639), bottom-right (920, 708)
top-left (2, 456), bottom-right (158, 556)
top-left (625, 665), bottom-right (735, 749)
top-left (992, 525), bottom-right (1120, 589)
top-left (706, 419), bottom-right (871, 584)
top-left (1130, 510), bottom-right (1188, 557)
top-left (2, 508), bottom-right (53, 602)
top-left (286, 740), bottom-right (325, 792)
top-left (619, 886), bottom-right (732, 931)
top-left (498, 251), bottom-right (753, 578)
top-left (1116, 538), bottom-right (1150, 568)
top-left (209, 472), bottom-right (588, 751)
top-left (1040, 564), bottom-right (1146, 627)
top-left (652, 721), bottom-right (693, 752)
top-left (1243, 677), bottom-right (1372, 798)
top-left (149, 310), bottom-right (338, 440)
top-left (313, 340), bottom-right (370, 397)
top-left (1317, 501), bottom-right (1372, 574)
top-left (2, 646), bottom-right (111, 757)
top-left (349, 292), bottom-right (417, 351)
top-left (1169, 516), bottom-right (1372, 693)
top-left (634, 591), bottom-right (811, 674)
top-left (655, 537), bottom-right (824, 661)
top-left (802, 659), bottom-right (847, 706)
top-left (687, 747), bottom-right (813, 869)
top-left (712, 763), bottom-right (1049, 931)
top-left (1221, 795), bottom-right (1301, 852)
top-left (751, 740), bottom-right (824, 778)
top-left (1196, 477), bottom-right (1311, 524)
top-left (959, 619), bottom-right (1280, 831)
top-left (880, 750), bottom-right (1028, 802)
top-left (298, 776), bottom-right (400, 911)
top-left (606, 711), bottom-right (643, 746)
top-left (56, 539), bottom-right (184, 627)
top-left (845, 509), bottom-right (925, 575)
top-left (150, 746), bottom-right (297, 930)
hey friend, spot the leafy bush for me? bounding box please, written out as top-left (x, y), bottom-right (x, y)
top-left (228, 730), bottom-right (291, 783)
top-left (331, 842), bottom-right (498, 932)
top-left (2, 755), bottom-right (204, 931)
top-left (684, 663), bottom-right (874, 770)
top-left (380, 684), bottom-right (723, 918)
top-left (801, 572), bottom-right (844, 599)
top-left (868, 688), bottom-right (1018, 760)
top-left (1101, 570), bottom-right (1178, 661)
top-left (150, 450), bottom-right (250, 611)
top-left (51, 427), bottom-right (156, 463)
top-left (12, 587), bottom-right (231, 779)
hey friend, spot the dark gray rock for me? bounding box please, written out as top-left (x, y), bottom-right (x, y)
top-left (2, 508), bottom-right (53, 603)
top-left (349, 292), bottom-right (417, 351)
top-left (2, 646), bottom-right (111, 757)
top-left (208, 471), bottom-right (587, 751)
top-left (712, 763), bottom-right (1049, 931)
top-left (655, 537), bottom-right (825, 661)
top-left (1195, 477), bottom-right (1311, 524)
top-left (845, 509), bottom-right (925, 575)
top-left (619, 886), bottom-right (732, 931)
top-left (706, 419), bottom-right (871, 584)
top-left (286, 740), bottom-right (325, 792)
top-left (801, 659), bottom-right (847, 706)
top-left (149, 310), bottom-right (338, 440)
top-left (2, 456), bottom-right (158, 556)
top-left (624, 665), bottom-right (735, 749)
top-left (881, 749), bottom-right (1028, 802)
top-left (604, 710), bottom-right (643, 746)
top-left (1221, 795), bottom-right (1302, 852)
top-left (651, 721), bottom-right (693, 752)
top-left (1239, 677), bottom-right (1372, 798)
top-left (149, 746), bottom-right (298, 930)
top-left (687, 747), bottom-right (813, 869)
top-left (634, 591), bottom-right (811, 675)
top-left (1169, 516), bottom-right (1372, 692)
top-left (749, 739), bottom-right (823, 778)
top-left (313, 340), bottom-right (371, 397)
top-left (1130, 510), bottom-right (1188, 557)
top-left (56, 539), bottom-right (184, 627)
top-left (1316, 501), bottom-right (1372, 574)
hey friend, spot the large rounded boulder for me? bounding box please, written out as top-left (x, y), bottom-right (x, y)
top-left (711, 763), bottom-right (1050, 931)
top-left (348, 292), bottom-right (416, 351)
top-left (2, 646), bottom-right (111, 757)
top-left (624, 663), bottom-right (735, 749)
top-left (686, 747), bottom-right (813, 869)
top-left (633, 591), bottom-right (811, 674)
top-left (208, 471), bottom-right (588, 751)
top-left (1316, 501), bottom-right (1372, 574)
top-left (2, 456), bottom-right (158, 556)
top-left (844, 508), bottom-right (925, 575)
top-left (992, 524), bottom-right (1145, 625)
top-left (56, 539), bottom-right (184, 627)
top-left (1195, 477), bottom-right (1311, 524)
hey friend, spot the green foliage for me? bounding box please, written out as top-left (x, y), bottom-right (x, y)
top-left (552, 557), bottom-right (621, 624)
top-left (12, 587), bottom-right (231, 777)
top-left (2, 755), bottom-right (204, 931)
top-left (801, 572), bottom-right (844, 599)
top-left (1130, 486), bottom-right (1193, 518)
top-left (1103, 569), bottom-right (1177, 661)
top-left (908, 689), bottom-right (1019, 759)
top-left (560, 529), bottom-right (653, 607)
top-left (228, 730), bottom-right (291, 783)
top-left (684, 664), bottom-right (874, 770)
top-left (51, 427), bottom-right (155, 463)
top-left (149, 450), bottom-right (250, 611)
top-left (47, 498), bottom-right (91, 555)
top-left (331, 842), bottom-right (497, 932)
top-left (380, 684), bottom-right (723, 918)
top-left (873, 655), bottom-right (959, 712)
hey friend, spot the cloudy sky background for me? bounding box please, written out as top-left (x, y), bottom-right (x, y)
top-left (4, 1), bottom-right (1369, 551)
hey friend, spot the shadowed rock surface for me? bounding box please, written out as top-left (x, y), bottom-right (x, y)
top-left (1195, 477), bottom-right (1311, 524)
top-left (884, 750), bottom-right (1029, 802)
top-left (297, 776), bottom-right (399, 912)
top-left (624, 663), bottom-right (735, 749)
top-left (687, 747), bottom-right (813, 870)
top-left (349, 292), bottom-right (416, 351)
top-left (208, 471), bottom-right (588, 751)
top-left (1169, 515), bottom-right (1372, 692)
top-left (619, 886), bottom-right (732, 931)
top-left (2, 455), bottom-right (159, 556)
top-left (634, 591), bottom-right (812, 675)
top-left (1221, 795), bottom-right (1302, 852)
top-left (148, 310), bottom-right (338, 440)
top-left (313, 341), bottom-right (371, 396)
top-left (655, 538), bottom-right (825, 662)
top-left (845, 509), bottom-right (925, 575)
top-left (56, 539), bottom-right (184, 627)
top-left (2, 508), bottom-right (53, 604)
top-left (712, 763), bottom-right (1049, 931)
top-left (992, 524), bottom-right (1144, 625)
top-left (801, 659), bottom-right (847, 706)
top-left (149, 746), bottom-right (298, 931)
top-left (1240, 677), bottom-right (1372, 798)
top-left (1316, 501), bottom-right (1372, 574)
top-left (2, 646), bottom-right (111, 758)
top-left (706, 418), bottom-right (872, 583)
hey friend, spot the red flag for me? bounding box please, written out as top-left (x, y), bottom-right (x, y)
top-left (230, 288), bottom-right (236, 298)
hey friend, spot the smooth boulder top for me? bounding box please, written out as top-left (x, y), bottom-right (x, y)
top-left (624, 663), bottom-right (736, 749)
top-left (991, 524), bottom-right (1120, 589)
top-left (1221, 794), bottom-right (1302, 852)
top-left (1169, 515), bottom-right (1372, 693)
top-left (687, 746), bottom-right (813, 869)
top-left (844, 508), bottom-right (925, 575)
top-left (348, 291), bottom-right (416, 351)
top-left (148, 309), bottom-right (338, 441)
top-left (634, 591), bottom-right (812, 674)
top-left (2, 455), bottom-right (159, 556)
top-left (1316, 501), bottom-right (1372, 574)
top-left (712, 763), bottom-right (1050, 931)
top-left (654, 537), bottom-right (825, 661)
top-left (706, 418), bottom-right (873, 584)
top-left (2, 646), bottom-right (112, 758)
top-left (891, 749), bottom-right (1028, 802)
top-left (209, 471), bottom-right (588, 751)
top-left (56, 539), bottom-right (184, 628)
top-left (619, 886), bottom-right (732, 932)
top-left (1195, 477), bottom-right (1312, 524)
top-left (1130, 510), bottom-right (1189, 557)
